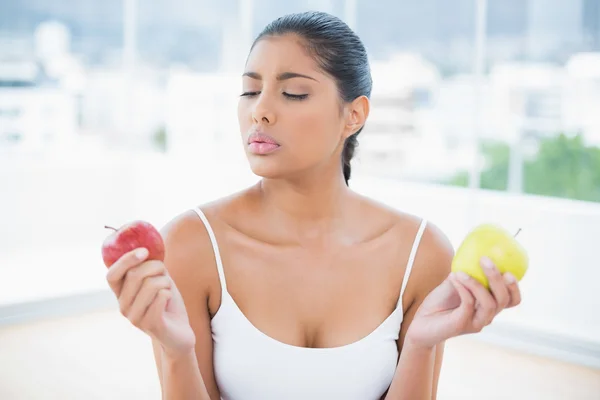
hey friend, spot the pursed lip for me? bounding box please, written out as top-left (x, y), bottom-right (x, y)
top-left (247, 130), bottom-right (280, 146)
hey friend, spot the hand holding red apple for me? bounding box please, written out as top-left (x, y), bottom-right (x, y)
top-left (101, 220), bottom-right (165, 268)
top-left (102, 221), bottom-right (196, 359)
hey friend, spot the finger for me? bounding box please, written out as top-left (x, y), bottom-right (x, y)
top-left (118, 261), bottom-right (167, 316)
top-left (127, 275), bottom-right (172, 327)
top-left (504, 273), bottom-right (522, 307)
top-left (454, 271), bottom-right (497, 332)
top-left (480, 257), bottom-right (510, 314)
top-left (448, 274), bottom-right (476, 329)
top-left (143, 288), bottom-right (172, 336)
top-left (106, 248), bottom-right (149, 296)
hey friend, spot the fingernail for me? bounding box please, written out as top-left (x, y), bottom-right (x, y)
top-left (481, 257), bottom-right (496, 271)
top-left (136, 248), bottom-right (148, 259)
top-left (504, 273), bottom-right (516, 284)
top-left (456, 271), bottom-right (471, 282)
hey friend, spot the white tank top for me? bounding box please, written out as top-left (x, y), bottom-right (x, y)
top-left (193, 207), bottom-right (427, 400)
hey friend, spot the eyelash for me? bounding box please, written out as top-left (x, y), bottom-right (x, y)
top-left (240, 91), bottom-right (308, 101)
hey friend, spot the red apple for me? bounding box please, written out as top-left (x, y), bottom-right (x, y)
top-left (101, 220), bottom-right (165, 268)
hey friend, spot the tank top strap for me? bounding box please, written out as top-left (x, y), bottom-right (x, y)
top-left (396, 219), bottom-right (427, 309)
top-left (192, 207), bottom-right (227, 292)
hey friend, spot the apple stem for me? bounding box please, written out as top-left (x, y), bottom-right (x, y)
top-left (104, 225), bottom-right (117, 232)
top-left (514, 228), bottom-right (522, 238)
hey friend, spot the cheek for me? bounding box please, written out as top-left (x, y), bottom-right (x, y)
top-left (238, 101), bottom-right (250, 131)
top-left (287, 102), bottom-right (342, 154)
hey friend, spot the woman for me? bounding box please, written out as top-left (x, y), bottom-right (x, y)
top-left (106, 11), bottom-right (522, 400)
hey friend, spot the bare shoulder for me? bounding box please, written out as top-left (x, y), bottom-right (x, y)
top-left (159, 188), bottom-right (252, 313)
top-left (412, 220), bottom-right (455, 294)
top-left (160, 188), bottom-right (250, 268)
top-left (397, 214), bottom-right (454, 305)
top-left (353, 192), bottom-right (454, 298)
top-left (159, 208), bottom-right (218, 300)
top-left (350, 192), bottom-right (420, 239)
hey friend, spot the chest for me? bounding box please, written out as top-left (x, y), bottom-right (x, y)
top-left (214, 230), bottom-right (411, 349)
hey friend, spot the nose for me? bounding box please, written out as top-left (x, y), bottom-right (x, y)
top-left (251, 93), bottom-right (277, 125)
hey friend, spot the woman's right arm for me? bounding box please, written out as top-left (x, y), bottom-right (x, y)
top-left (154, 211), bottom-right (222, 400)
top-left (105, 210), bottom-right (221, 400)
top-left (155, 347), bottom-right (210, 400)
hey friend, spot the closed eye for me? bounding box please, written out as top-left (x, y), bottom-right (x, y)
top-left (284, 92), bottom-right (308, 101)
top-left (239, 91), bottom-right (309, 101)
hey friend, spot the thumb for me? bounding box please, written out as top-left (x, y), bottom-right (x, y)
top-left (448, 276), bottom-right (476, 326)
top-left (145, 289), bottom-right (172, 334)
top-left (433, 274), bottom-right (458, 301)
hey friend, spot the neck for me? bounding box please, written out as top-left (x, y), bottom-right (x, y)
top-left (256, 167), bottom-right (351, 243)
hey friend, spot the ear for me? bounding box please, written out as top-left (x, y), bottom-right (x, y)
top-left (342, 95), bottom-right (370, 140)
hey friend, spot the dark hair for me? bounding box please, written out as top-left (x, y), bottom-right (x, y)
top-left (251, 11), bottom-right (372, 186)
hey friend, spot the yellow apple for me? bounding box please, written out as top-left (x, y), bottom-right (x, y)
top-left (451, 223), bottom-right (529, 288)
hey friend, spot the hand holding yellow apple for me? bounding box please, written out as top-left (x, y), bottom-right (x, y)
top-left (451, 223), bottom-right (529, 289)
top-left (404, 222), bottom-right (526, 349)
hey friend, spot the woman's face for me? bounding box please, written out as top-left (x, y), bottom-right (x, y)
top-left (238, 34), bottom-right (354, 181)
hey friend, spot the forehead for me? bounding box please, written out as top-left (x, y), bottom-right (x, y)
top-left (245, 34), bottom-right (321, 76)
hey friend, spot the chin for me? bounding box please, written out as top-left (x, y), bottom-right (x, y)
top-left (245, 155), bottom-right (289, 180)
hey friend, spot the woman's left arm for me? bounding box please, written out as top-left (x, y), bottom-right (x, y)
top-left (385, 223), bottom-right (454, 400)
top-left (385, 222), bottom-right (522, 400)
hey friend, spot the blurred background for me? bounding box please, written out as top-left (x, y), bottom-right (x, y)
top-left (1, 0), bottom-right (600, 399)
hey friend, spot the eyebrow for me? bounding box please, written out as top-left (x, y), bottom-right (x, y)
top-left (242, 71), bottom-right (319, 82)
